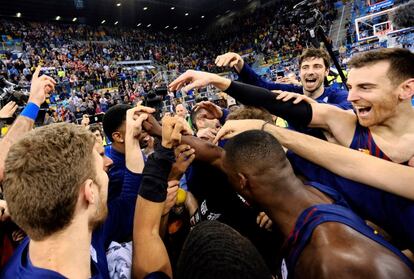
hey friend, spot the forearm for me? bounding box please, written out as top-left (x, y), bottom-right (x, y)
top-left (125, 133), bottom-right (145, 173)
top-left (133, 197), bottom-right (172, 279)
top-left (181, 135), bottom-right (224, 169)
top-left (265, 125), bottom-right (414, 200)
top-left (224, 81), bottom-right (312, 128)
top-left (0, 116), bottom-right (34, 181)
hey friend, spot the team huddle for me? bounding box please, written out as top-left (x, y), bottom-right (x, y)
top-left (0, 46), bottom-right (413, 279)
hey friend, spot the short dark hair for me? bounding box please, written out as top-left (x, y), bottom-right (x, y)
top-left (176, 221), bottom-right (272, 279)
top-left (348, 48), bottom-right (414, 85)
top-left (299, 48), bottom-right (330, 69)
top-left (224, 130), bottom-right (288, 173)
top-left (3, 123), bottom-right (96, 240)
top-left (102, 104), bottom-right (132, 141)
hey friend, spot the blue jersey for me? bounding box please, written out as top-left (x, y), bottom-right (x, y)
top-left (0, 170), bottom-right (142, 279)
top-left (350, 122), bottom-right (409, 165)
top-left (283, 196), bottom-right (414, 279)
top-left (238, 63), bottom-right (352, 110)
top-left (287, 153), bottom-right (414, 251)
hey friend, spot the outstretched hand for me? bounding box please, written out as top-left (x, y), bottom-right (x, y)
top-left (213, 119), bottom-right (266, 144)
top-left (215, 52), bottom-right (244, 73)
top-left (168, 70), bottom-right (231, 93)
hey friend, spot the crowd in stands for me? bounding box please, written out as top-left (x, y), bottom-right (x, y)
top-left (0, 0), bottom-right (340, 127)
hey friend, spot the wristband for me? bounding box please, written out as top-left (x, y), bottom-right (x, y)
top-left (20, 102), bottom-right (40, 121)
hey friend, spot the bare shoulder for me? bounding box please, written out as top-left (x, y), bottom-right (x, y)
top-left (294, 222), bottom-right (414, 279)
top-left (310, 104), bottom-right (357, 147)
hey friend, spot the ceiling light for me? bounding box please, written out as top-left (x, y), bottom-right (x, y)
top-left (114, 21), bottom-right (118, 25)
top-left (137, 23), bottom-right (141, 26)
top-left (173, 26), bottom-right (178, 30)
top-left (56, 16), bottom-right (61, 20)
top-left (171, 7), bottom-right (175, 10)
top-left (165, 25), bottom-right (169, 29)
top-left (147, 24), bottom-right (151, 27)
top-left (101, 20), bottom-right (106, 24)
top-left (226, 10), bottom-right (231, 13)
top-left (116, 3), bottom-right (121, 7)
top-left (188, 27), bottom-right (193, 31)
top-left (72, 17), bottom-right (77, 22)
top-left (185, 12), bottom-right (189, 16)
top-left (16, 12), bottom-right (21, 18)
top-left (143, 7), bottom-right (148, 10)
top-left (201, 15), bottom-right (205, 18)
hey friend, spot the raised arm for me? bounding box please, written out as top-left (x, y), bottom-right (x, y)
top-left (214, 119), bottom-right (414, 200)
top-left (133, 116), bottom-right (189, 279)
top-left (0, 67), bottom-right (55, 182)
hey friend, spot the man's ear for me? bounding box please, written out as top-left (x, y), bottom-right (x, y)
top-left (83, 179), bottom-right (95, 205)
top-left (238, 173), bottom-right (248, 191)
top-left (398, 78), bottom-right (414, 100)
top-left (112, 131), bottom-right (124, 143)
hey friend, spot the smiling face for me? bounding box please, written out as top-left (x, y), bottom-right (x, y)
top-left (299, 57), bottom-right (328, 95)
top-left (347, 61), bottom-right (400, 127)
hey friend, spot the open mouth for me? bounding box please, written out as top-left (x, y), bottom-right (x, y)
top-left (305, 78), bottom-right (317, 86)
top-left (355, 106), bottom-right (372, 117)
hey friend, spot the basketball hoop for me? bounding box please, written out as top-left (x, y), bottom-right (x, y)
top-left (375, 30), bottom-right (389, 42)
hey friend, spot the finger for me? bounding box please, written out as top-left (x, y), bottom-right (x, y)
top-left (213, 127), bottom-right (233, 144)
top-left (168, 180), bottom-right (180, 187)
top-left (282, 95), bottom-right (294, 102)
top-left (229, 60), bottom-right (239, 68)
top-left (10, 104), bottom-right (18, 113)
top-left (33, 66), bottom-right (41, 79)
top-left (221, 56), bottom-right (234, 67)
top-left (264, 221), bottom-right (273, 230)
top-left (260, 216), bottom-right (269, 227)
top-left (186, 153), bottom-right (196, 164)
top-left (175, 144), bottom-right (191, 155)
top-left (5, 101), bottom-right (16, 108)
top-left (169, 71), bottom-right (192, 90)
top-left (136, 105), bottom-right (156, 114)
top-left (215, 55), bottom-right (223, 65)
top-left (276, 92), bottom-right (287, 100)
top-left (181, 148), bottom-right (195, 158)
top-left (135, 113), bottom-right (149, 126)
top-left (216, 55), bottom-right (227, 67)
top-left (41, 75), bottom-right (57, 85)
top-left (171, 121), bottom-right (184, 144)
top-left (182, 79), bottom-right (205, 93)
top-left (293, 97), bottom-right (304, 104)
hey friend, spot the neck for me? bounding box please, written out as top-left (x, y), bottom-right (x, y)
top-left (370, 104), bottom-right (414, 137)
top-left (112, 143), bottom-right (125, 154)
top-left (255, 175), bottom-right (331, 237)
top-left (29, 218), bottom-right (92, 279)
top-left (303, 85), bottom-right (324, 100)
